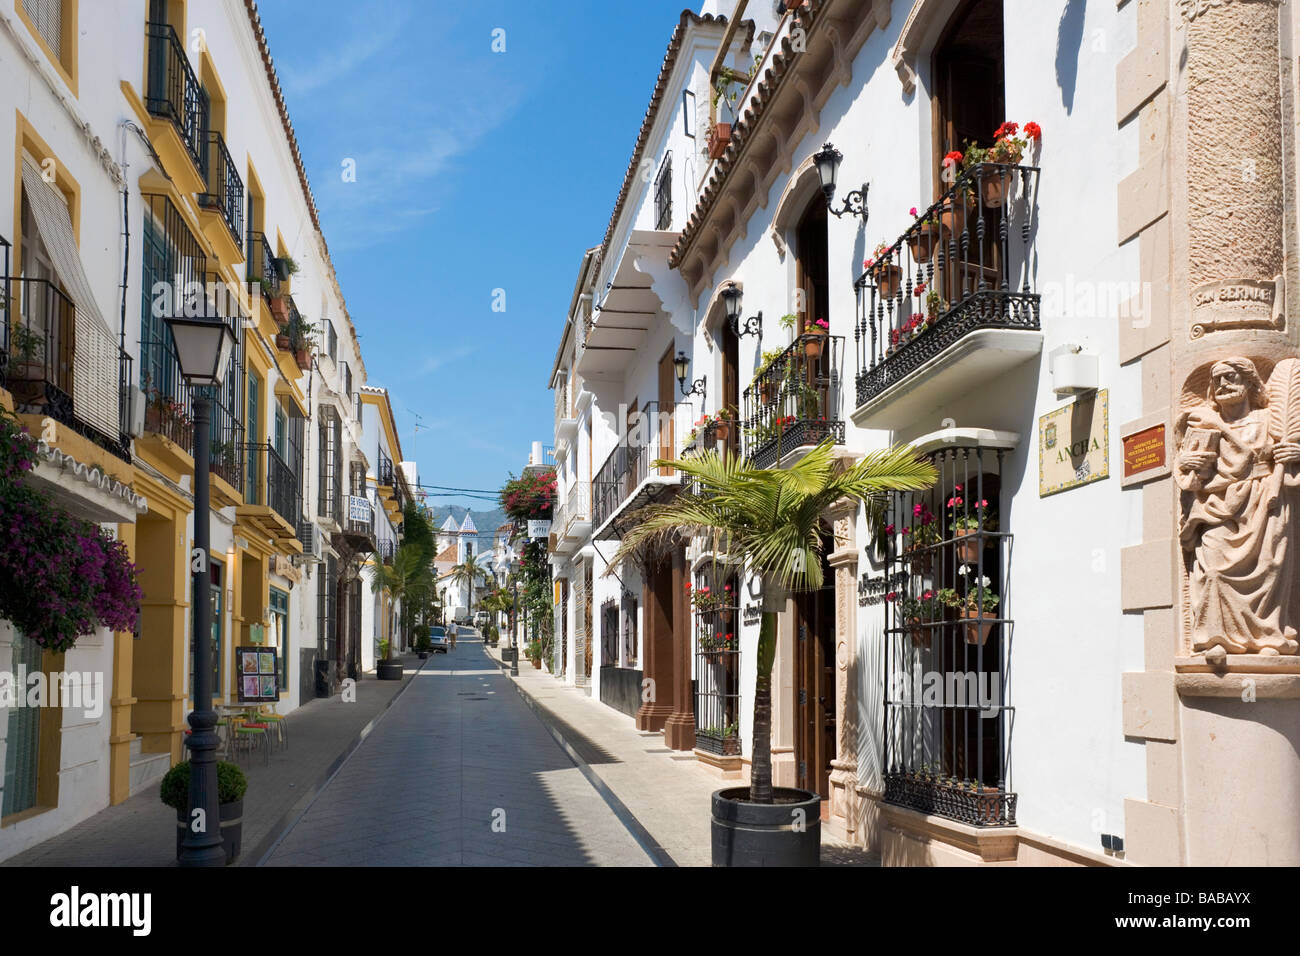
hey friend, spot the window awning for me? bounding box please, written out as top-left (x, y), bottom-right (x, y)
top-left (20, 159), bottom-right (108, 330)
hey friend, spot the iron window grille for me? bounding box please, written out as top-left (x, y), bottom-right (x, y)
top-left (654, 151), bottom-right (673, 231)
top-left (854, 163), bottom-right (1040, 410)
top-left (245, 231), bottom-right (280, 300)
top-left (621, 593), bottom-right (638, 667)
top-left (881, 444), bottom-right (1016, 827)
top-left (317, 555), bottom-right (337, 661)
top-left (693, 566), bottom-right (741, 756)
top-left (140, 193), bottom-right (207, 452)
top-left (600, 599), bottom-right (619, 668)
top-left (317, 406), bottom-right (341, 520)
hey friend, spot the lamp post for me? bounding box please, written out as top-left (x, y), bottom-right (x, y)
top-left (165, 314), bottom-right (236, 868)
top-left (509, 556), bottom-right (520, 677)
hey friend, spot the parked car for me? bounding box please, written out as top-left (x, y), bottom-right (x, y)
top-left (473, 610), bottom-right (490, 629)
top-left (429, 626), bottom-right (450, 654)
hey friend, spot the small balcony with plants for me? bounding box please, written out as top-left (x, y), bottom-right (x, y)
top-left (144, 19), bottom-right (209, 195)
top-left (742, 319), bottom-right (845, 469)
top-left (852, 124), bottom-right (1043, 430)
top-left (196, 131), bottom-right (245, 260)
top-left (341, 492), bottom-right (377, 555)
top-left (592, 402), bottom-right (693, 539)
top-left (555, 481), bottom-right (591, 554)
top-left (6, 268), bottom-right (132, 463)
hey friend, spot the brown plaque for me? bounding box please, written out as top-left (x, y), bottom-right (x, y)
top-left (1123, 424), bottom-right (1166, 478)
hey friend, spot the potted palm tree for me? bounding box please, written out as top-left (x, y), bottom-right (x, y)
top-left (608, 439), bottom-right (935, 866)
top-left (371, 539), bottom-right (433, 679)
top-left (160, 759), bottom-right (247, 864)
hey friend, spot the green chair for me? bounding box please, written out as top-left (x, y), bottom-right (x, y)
top-left (231, 715), bottom-right (271, 766)
top-left (256, 706), bottom-right (288, 752)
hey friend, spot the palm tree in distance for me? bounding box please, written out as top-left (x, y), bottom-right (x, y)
top-left (606, 440), bottom-right (936, 805)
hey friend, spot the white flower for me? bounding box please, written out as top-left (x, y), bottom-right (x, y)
top-left (959, 563), bottom-right (971, 576)
top-left (977, 575), bottom-right (991, 589)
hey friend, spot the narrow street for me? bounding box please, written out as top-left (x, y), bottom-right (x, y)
top-left (262, 633), bottom-right (654, 867)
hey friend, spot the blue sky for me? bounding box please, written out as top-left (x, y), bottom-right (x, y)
top-left (257, 0), bottom-right (691, 509)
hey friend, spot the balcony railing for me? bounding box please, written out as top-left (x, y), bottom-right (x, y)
top-left (197, 131), bottom-right (244, 243)
top-left (344, 494), bottom-right (376, 551)
top-left (8, 277), bottom-right (131, 461)
top-left (854, 163), bottom-right (1041, 411)
top-left (694, 570), bottom-right (741, 757)
top-left (243, 441), bottom-right (300, 528)
top-left (555, 380), bottom-right (572, 423)
top-left (145, 21), bottom-right (208, 175)
top-left (246, 231), bottom-right (280, 300)
top-left (592, 402), bottom-right (692, 534)
top-left (377, 447), bottom-right (395, 487)
top-left (742, 332), bottom-right (845, 468)
top-left (881, 444), bottom-right (1015, 827)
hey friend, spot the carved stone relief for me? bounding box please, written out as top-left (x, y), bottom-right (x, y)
top-left (1174, 357), bottom-right (1300, 655)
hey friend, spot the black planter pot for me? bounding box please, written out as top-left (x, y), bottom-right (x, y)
top-left (711, 787), bottom-right (821, 867)
top-left (376, 659), bottom-right (404, 681)
top-left (175, 798), bottom-right (244, 864)
top-left (273, 257), bottom-right (292, 282)
top-left (418, 651), bottom-right (429, 660)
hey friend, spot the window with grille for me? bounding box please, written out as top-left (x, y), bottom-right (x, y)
top-left (317, 556), bottom-right (337, 660)
top-left (317, 406), bottom-right (339, 518)
top-left (22, 0), bottom-right (64, 64)
top-left (621, 593), bottom-right (638, 667)
top-left (654, 152), bottom-right (673, 231)
top-left (600, 599), bottom-right (619, 667)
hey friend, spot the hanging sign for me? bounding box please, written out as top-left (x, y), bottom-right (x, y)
top-left (527, 519), bottom-right (552, 539)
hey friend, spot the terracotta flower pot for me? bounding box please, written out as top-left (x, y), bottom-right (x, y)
top-left (276, 333), bottom-right (291, 350)
top-left (722, 737), bottom-right (741, 756)
top-left (953, 528), bottom-right (983, 563)
top-left (907, 550), bottom-right (932, 575)
top-left (907, 617), bottom-right (930, 649)
top-left (270, 297), bottom-right (289, 322)
top-left (960, 608), bottom-right (994, 646)
top-left (295, 349), bottom-right (312, 370)
top-left (875, 263), bottom-right (902, 299)
top-left (907, 222), bottom-right (943, 263)
top-left (759, 380), bottom-right (776, 405)
top-left (940, 195), bottom-right (976, 236)
top-left (713, 422), bottom-right (730, 443)
top-left (804, 327), bottom-right (827, 359)
top-left (980, 172), bottom-right (1010, 208)
top-left (708, 123), bottom-right (732, 160)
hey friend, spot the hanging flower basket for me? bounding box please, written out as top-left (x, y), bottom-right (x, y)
top-left (713, 421), bottom-right (731, 443)
top-left (980, 169), bottom-right (1012, 208)
top-left (804, 322), bottom-right (829, 359)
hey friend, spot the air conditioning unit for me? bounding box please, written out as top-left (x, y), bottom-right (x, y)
top-left (297, 519), bottom-right (324, 564)
top-left (128, 385), bottom-right (146, 438)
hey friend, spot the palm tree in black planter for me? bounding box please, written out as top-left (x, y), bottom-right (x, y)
top-left (160, 759), bottom-right (248, 864)
top-left (371, 543), bottom-right (429, 679)
top-left (608, 440), bottom-right (935, 866)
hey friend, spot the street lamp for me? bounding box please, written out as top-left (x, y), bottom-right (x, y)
top-left (165, 313), bottom-right (235, 868)
top-left (674, 350), bottom-right (706, 401)
top-left (720, 282), bottom-right (762, 339)
top-left (814, 142), bottom-right (869, 223)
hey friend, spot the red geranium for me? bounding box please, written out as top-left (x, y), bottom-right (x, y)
top-left (1024, 121), bottom-right (1042, 141)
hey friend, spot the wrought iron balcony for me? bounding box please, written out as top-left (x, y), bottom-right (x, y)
top-left (246, 231), bottom-right (280, 301)
top-left (379, 538), bottom-right (395, 565)
top-left (742, 332), bottom-right (845, 469)
top-left (592, 402), bottom-right (693, 538)
top-left (197, 131), bottom-right (244, 244)
top-left (377, 447), bottom-right (395, 488)
top-left (340, 494), bottom-right (376, 553)
top-left (8, 276), bottom-right (131, 462)
top-left (145, 21), bottom-right (208, 175)
top-left (881, 443), bottom-right (1015, 827)
top-left (242, 441), bottom-right (300, 530)
top-left (854, 163), bottom-right (1041, 426)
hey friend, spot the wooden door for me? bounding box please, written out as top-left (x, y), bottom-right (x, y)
top-left (793, 541), bottom-right (836, 800)
top-left (795, 200), bottom-right (829, 332)
top-left (624, 399), bottom-right (638, 497)
top-left (720, 319), bottom-right (740, 458)
top-left (658, 348), bottom-right (676, 475)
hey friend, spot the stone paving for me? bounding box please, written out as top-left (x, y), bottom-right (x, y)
top-left (4, 654), bottom-right (424, 867)
top-left (264, 638), bottom-right (652, 866)
top-left (492, 641), bottom-right (880, 867)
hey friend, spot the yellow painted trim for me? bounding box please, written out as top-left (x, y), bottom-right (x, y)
top-left (14, 0), bottom-right (79, 98)
top-left (360, 390), bottom-right (405, 464)
top-left (16, 414), bottom-right (133, 485)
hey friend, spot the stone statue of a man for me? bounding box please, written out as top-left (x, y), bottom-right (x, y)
top-left (1175, 357), bottom-right (1300, 656)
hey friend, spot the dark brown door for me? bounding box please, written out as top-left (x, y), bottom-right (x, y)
top-left (795, 200), bottom-right (829, 332)
top-left (720, 319), bottom-right (740, 458)
top-left (625, 399), bottom-right (638, 497)
top-left (560, 578), bottom-right (569, 677)
top-left (793, 535), bottom-right (836, 802)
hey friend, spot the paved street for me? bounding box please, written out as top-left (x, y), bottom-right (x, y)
top-left (263, 633), bottom-right (654, 866)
